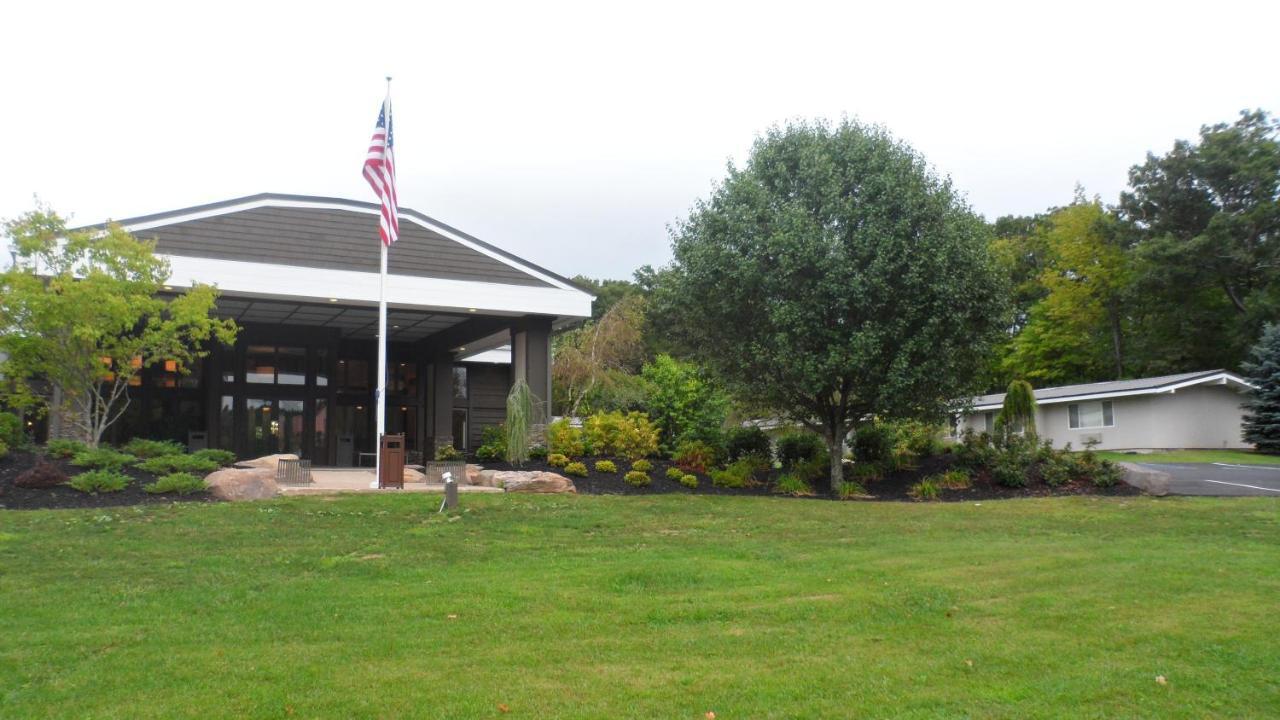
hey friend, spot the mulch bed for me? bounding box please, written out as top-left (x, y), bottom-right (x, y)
top-left (0, 450), bottom-right (219, 511)
top-left (481, 456), bottom-right (776, 497)
top-left (862, 453), bottom-right (1142, 502)
top-left (478, 452), bottom-right (1144, 502)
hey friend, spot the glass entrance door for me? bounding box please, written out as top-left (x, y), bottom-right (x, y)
top-left (246, 398), bottom-right (307, 457)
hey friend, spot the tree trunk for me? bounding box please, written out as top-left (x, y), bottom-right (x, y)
top-left (826, 423), bottom-right (846, 492)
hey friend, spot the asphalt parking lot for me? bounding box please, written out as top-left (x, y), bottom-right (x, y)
top-left (1134, 462), bottom-right (1280, 496)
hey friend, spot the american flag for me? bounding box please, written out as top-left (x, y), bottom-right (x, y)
top-left (362, 96), bottom-right (399, 245)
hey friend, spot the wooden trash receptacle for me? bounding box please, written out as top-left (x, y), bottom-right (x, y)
top-left (379, 434), bottom-right (405, 489)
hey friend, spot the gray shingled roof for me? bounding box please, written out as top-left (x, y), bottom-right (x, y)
top-left (972, 370), bottom-right (1247, 409)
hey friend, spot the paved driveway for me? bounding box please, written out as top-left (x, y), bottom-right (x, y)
top-left (1134, 462), bottom-right (1280, 496)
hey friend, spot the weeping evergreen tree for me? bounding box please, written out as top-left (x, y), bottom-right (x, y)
top-left (505, 378), bottom-right (535, 465)
top-left (1242, 324), bottom-right (1280, 454)
top-left (996, 379), bottom-right (1037, 438)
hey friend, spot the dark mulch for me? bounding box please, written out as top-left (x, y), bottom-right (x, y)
top-left (477, 452), bottom-right (1144, 502)
top-left (0, 450), bottom-right (219, 511)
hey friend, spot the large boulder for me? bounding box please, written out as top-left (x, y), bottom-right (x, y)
top-left (403, 467), bottom-right (426, 484)
top-left (1118, 462), bottom-right (1170, 496)
top-left (488, 470), bottom-right (576, 494)
top-left (466, 464), bottom-right (485, 485)
top-left (205, 466), bottom-right (279, 501)
top-left (233, 453), bottom-right (299, 470)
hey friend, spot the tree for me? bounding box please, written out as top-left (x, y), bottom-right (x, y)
top-left (639, 354), bottom-right (728, 454)
top-left (1001, 197), bottom-right (1131, 384)
top-left (1119, 109), bottom-right (1280, 368)
top-left (661, 119), bottom-right (1010, 489)
top-left (995, 379), bottom-right (1037, 438)
top-left (1241, 324), bottom-right (1280, 454)
top-left (551, 293), bottom-right (647, 416)
top-left (0, 207), bottom-right (238, 446)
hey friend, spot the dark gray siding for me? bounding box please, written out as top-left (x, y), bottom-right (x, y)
top-left (139, 206), bottom-right (553, 287)
top-left (466, 363), bottom-right (510, 448)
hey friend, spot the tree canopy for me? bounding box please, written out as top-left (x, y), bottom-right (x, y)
top-left (660, 119), bottom-right (1009, 487)
top-left (0, 207), bottom-right (238, 445)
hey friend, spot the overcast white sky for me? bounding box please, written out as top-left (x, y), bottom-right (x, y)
top-left (2, 0), bottom-right (1277, 279)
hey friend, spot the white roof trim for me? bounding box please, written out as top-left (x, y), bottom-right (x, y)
top-left (970, 371), bottom-right (1255, 412)
top-left (161, 254), bottom-right (592, 318)
top-left (118, 196), bottom-right (588, 295)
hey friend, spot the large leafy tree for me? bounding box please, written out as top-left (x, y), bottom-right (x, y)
top-left (661, 119), bottom-right (1009, 488)
top-left (1119, 109), bottom-right (1280, 369)
top-left (1001, 197), bottom-right (1131, 384)
top-left (0, 207), bottom-right (238, 446)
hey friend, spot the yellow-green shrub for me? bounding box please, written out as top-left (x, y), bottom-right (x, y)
top-left (546, 419), bottom-right (586, 457)
top-left (582, 411), bottom-right (659, 460)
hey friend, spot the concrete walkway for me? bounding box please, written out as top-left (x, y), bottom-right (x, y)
top-left (280, 468), bottom-right (503, 496)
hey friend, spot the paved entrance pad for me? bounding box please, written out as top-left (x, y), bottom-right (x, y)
top-left (281, 468), bottom-right (503, 496)
top-left (1133, 462), bottom-right (1280, 496)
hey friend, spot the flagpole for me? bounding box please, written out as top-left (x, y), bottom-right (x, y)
top-left (374, 77), bottom-right (391, 488)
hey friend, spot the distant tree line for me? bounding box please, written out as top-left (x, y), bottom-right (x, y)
top-left (991, 109), bottom-right (1280, 387)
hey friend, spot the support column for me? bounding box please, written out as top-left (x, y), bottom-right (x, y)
top-left (429, 354), bottom-right (454, 457)
top-left (511, 316), bottom-right (553, 431)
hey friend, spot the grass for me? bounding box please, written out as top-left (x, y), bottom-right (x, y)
top-left (1097, 449), bottom-right (1280, 466)
top-left (1, 494), bottom-right (1278, 718)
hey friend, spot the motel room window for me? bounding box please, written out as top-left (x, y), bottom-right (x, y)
top-left (1068, 400), bottom-right (1114, 429)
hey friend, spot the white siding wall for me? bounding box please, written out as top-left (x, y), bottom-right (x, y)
top-left (960, 384), bottom-right (1250, 450)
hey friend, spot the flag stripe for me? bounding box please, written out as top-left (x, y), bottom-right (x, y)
top-left (362, 97), bottom-right (398, 246)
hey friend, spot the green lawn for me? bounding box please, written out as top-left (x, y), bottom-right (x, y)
top-left (2, 494), bottom-right (1278, 718)
top-left (1097, 449), bottom-right (1280, 466)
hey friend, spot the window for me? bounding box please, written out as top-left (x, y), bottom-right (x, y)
top-left (245, 345), bottom-right (276, 384)
top-left (276, 347), bottom-right (306, 385)
top-left (219, 395), bottom-right (235, 450)
top-left (315, 348), bottom-right (329, 387)
top-left (452, 408), bottom-right (468, 450)
top-left (154, 357), bottom-right (202, 389)
top-left (1069, 401), bottom-right (1114, 429)
top-left (452, 367), bottom-right (468, 402)
top-left (338, 358), bottom-right (369, 390)
top-left (393, 361), bottom-right (418, 396)
top-left (247, 346), bottom-right (307, 385)
top-left (983, 412), bottom-right (994, 433)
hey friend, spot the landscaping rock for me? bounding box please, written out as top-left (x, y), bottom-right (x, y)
top-left (1118, 462), bottom-right (1170, 496)
top-left (403, 467), bottom-right (426, 484)
top-left (490, 470), bottom-right (576, 494)
top-left (233, 453), bottom-right (299, 471)
top-left (204, 466), bottom-right (279, 501)
top-left (466, 464), bottom-right (484, 485)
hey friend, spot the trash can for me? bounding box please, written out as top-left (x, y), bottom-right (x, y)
top-left (379, 433), bottom-right (405, 489)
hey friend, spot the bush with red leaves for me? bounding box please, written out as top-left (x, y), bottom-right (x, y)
top-left (15, 460), bottom-right (69, 488)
